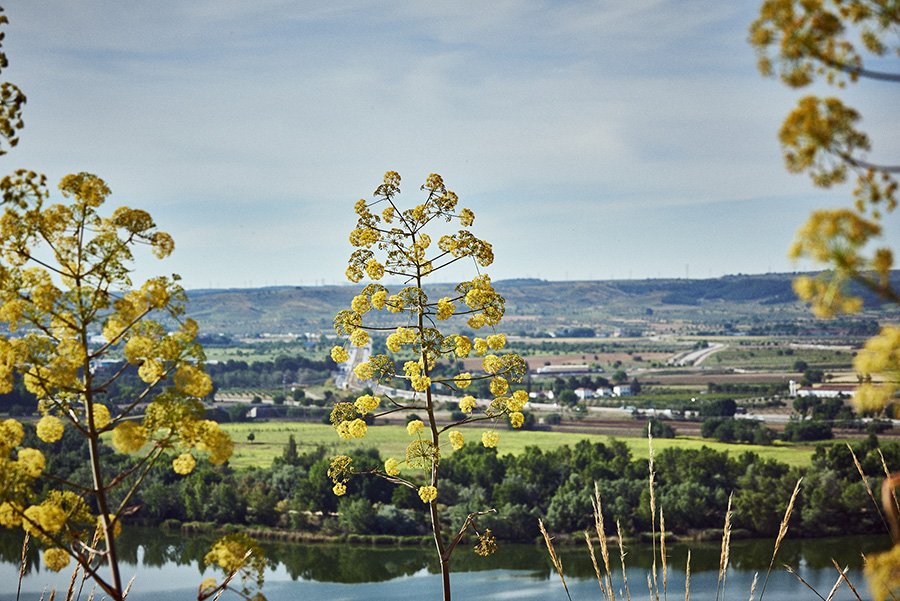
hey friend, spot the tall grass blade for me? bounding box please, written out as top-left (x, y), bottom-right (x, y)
top-left (585, 530), bottom-right (610, 601)
top-left (16, 533), bottom-right (28, 601)
top-left (64, 562), bottom-right (79, 601)
top-left (847, 443), bottom-right (890, 534)
top-left (540, 519), bottom-right (572, 601)
top-left (648, 424), bottom-right (659, 601)
top-left (759, 478), bottom-right (801, 601)
top-left (822, 565), bottom-right (844, 601)
top-left (660, 507), bottom-right (668, 601)
top-left (830, 559), bottom-right (863, 601)
top-left (617, 519), bottom-right (632, 601)
top-left (747, 572), bottom-right (758, 601)
top-left (784, 565), bottom-right (827, 601)
top-left (878, 449), bottom-right (900, 542)
top-left (684, 550), bottom-right (691, 601)
top-left (593, 482), bottom-right (616, 601)
top-left (715, 493), bottom-right (733, 601)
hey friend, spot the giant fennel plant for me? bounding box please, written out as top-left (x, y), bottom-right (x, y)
top-left (328, 171), bottom-right (528, 600)
top-left (0, 6), bottom-right (263, 600)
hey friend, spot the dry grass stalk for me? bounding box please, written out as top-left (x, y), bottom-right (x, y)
top-left (878, 449), bottom-right (900, 515)
top-left (715, 493), bottom-right (734, 601)
top-left (593, 482), bottom-right (616, 601)
top-left (617, 519), bottom-right (632, 601)
top-left (647, 574), bottom-right (653, 601)
top-left (660, 507), bottom-right (668, 601)
top-left (540, 518), bottom-right (572, 601)
top-left (683, 550), bottom-right (691, 601)
top-left (585, 530), bottom-right (610, 601)
top-left (847, 444), bottom-right (889, 532)
top-left (758, 477), bottom-right (802, 601)
top-left (822, 566), bottom-right (845, 601)
top-left (829, 559), bottom-right (864, 601)
top-left (123, 575), bottom-right (135, 599)
top-left (648, 425), bottom-right (659, 601)
top-left (17, 533), bottom-right (29, 601)
top-left (747, 572), bottom-right (758, 601)
top-left (64, 563), bottom-right (80, 601)
top-left (785, 564), bottom-right (828, 601)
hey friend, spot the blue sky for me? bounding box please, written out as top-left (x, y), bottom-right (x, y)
top-left (4, 1), bottom-right (898, 289)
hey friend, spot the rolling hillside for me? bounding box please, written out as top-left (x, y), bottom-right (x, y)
top-left (184, 272), bottom-right (899, 337)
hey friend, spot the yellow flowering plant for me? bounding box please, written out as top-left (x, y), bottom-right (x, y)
top-left (0, 10), bottom-right (252, 600)
top-left (751, 0), bottom-right (899, 416)
top-left (328, 171), bottom-right (527, 600)
top-left (751, 2), bottom-right (899, 598)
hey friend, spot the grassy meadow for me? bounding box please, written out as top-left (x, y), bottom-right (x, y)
top-left (221, 422), bottom-right (820, 470)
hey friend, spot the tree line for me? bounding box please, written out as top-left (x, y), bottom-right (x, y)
top-left (21, 422), bottom-right (896, 544)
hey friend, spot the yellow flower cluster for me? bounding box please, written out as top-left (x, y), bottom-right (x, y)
top-left (36, 415), bottom-right (65, 443)
top-left (481, 430), bottom-right (500, 448)
top-left (508, 390), bottom-right (528, 412)
top-left (407, 420), bottom-right (425, 436)
top-left (483, 355), bottom-right (501, 374)
top-left (852, 325), bottom-right (900, 413)
top-left (354, 361), bottom-right (373, 381)
top-left (17, 447), bottom-right (45, 478)
top-left (454, 373), bottom-right (472, 389)
top-left (509, 412), bottom-right (525, 429)
top-left (0, 502), bottom-right (22, 528)
top-left (173, 453), bottom-right (197, 475)
top-left (173, 364), bottom-right (213, 398)
top-left (354, 394), bottom-right (381, 415)
top-left (331, 345), bottom-right (350, 363)
top-left (436, 297), bottom-right (455, 320)
top-left (489, 376), bottom-right (509, 396)
top-left (203, 533), bottom-right (264, 576)
top-left (91, 404), bottom-right (111, 430)
top-left (349, 328), bottom-right (370, 347)
top-left (349, 227), bottom-right (378, 248)
top-left (474, 338), bottom-right (489, 356)
top-left (386, 327), bottom-right (417, 352)
top-left (486, 334), bottom-right (506, 350)
top-left (336, 418), bottom-right (368, 440)
top-left (365, 258), bottom-right (384, 280)
top-left (351, 294), bottom-right (371, 314)
top-left (23, 501), bottom-right (67, 538)
top-left (411, 375), bottom-right (431, 392)
top-left (474, 529), bottom-right (497, 557)
top-left (0, 418), bottom-right (24, 451)
top-left (459, 396), bottom-right (477, 413)
top-left (454, 335), bottom-right (472, 357)
top-left (449, 431), bottom-right (464, 450)
top-left (418, 485), bottom-right (438, 504)
top-left (43, 548), bottom-right (70, 572)
top-left (384, 458), bottom-right (401, 476)
top-left (372, 289), bottom-right (387, 309)
top-left (111, 421), bottom-right (148, 453)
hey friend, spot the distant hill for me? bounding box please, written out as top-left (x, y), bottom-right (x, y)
top-left (184, 272), bottom-right (899, 337)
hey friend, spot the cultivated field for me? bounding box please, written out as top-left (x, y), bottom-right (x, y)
top-left (221, 422), bottom-right (822, 470)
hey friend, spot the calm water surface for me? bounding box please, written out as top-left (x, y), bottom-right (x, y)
top-left (0, 529), bottom-right (887, 600)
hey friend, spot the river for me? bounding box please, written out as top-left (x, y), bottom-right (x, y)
top-left (0, 529), bottom-right (888, 600)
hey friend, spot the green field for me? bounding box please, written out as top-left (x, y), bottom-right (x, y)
top-left (221, 422), bottom-right (819, 470)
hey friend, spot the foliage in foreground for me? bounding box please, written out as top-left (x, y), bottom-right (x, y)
top-left (0, 7), bottom-right (262, 600)
top-left (326, 171), bottom-right (528, 599)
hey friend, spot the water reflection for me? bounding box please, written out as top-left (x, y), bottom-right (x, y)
top-left (0, 528), bottom-right (889, 599)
